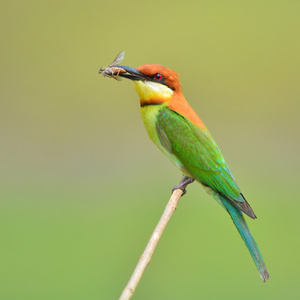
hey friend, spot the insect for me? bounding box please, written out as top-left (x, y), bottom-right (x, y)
top-left (99, 50), bottom-right (126, 81)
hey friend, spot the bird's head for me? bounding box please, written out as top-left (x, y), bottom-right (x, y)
top-left (115, 63), bottom-right (205, 129)
top-left (117, 64), bottom-right (182, 106)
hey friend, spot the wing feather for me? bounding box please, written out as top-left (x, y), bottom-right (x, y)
top-left (156, 107), bottom-right (256, 218)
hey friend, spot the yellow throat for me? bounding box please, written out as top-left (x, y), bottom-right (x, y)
top-left (133, 81), bottom-right (173, 105)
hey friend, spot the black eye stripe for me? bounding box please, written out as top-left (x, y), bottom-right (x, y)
top-left (146, 73), bottom-right (174, 90)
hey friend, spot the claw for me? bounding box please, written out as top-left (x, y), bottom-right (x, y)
top-left (172, 186), bottom-right (187, 196)
top-left (172, 176), bottom-right (194, 197)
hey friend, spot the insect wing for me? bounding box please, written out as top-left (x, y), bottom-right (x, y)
top-left (109, 50), bottom-right (125, 67)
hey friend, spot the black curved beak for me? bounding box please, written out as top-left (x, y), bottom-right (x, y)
top-left (117, 66), bottom-right (148, 81)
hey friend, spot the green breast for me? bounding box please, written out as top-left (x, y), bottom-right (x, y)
top-left (140, 104), bottom-right (188, 174)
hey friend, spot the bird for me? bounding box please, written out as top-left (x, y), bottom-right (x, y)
top-left (107, 63), bottom-right (270, 282)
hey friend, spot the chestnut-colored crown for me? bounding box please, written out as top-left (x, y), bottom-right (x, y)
top-left (137, 64), bottom-right (182, 91)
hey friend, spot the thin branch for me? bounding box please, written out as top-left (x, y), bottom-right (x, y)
top-left (119, 188), bottom-right (184, 300)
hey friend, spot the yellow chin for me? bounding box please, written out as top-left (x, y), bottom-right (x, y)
top-left (133, 81), bottom-right (173, 103)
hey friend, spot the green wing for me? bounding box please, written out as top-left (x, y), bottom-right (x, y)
top-left (156, 106), bottom-right (256, 218)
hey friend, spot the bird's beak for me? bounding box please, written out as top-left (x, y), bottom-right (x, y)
top-left (116, 66), bottom-right (148, 81)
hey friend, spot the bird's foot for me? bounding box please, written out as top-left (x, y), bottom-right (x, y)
top-left (172, 176), bottom-right (194, 197)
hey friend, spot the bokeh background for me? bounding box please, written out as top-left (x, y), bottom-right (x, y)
top-left (1, 1), bottom-right (300, 299)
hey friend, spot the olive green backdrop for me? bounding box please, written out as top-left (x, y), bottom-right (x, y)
top-left (1, 1), bottom-right (299, 299)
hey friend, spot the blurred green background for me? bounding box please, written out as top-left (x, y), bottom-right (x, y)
top-left (1, 1), bottom-right (299, 299)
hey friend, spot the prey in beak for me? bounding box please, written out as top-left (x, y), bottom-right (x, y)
top-left (99, 50), bottom-right (148, 82)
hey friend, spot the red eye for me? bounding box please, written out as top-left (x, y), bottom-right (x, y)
top-left (154, 73), bottom-right (163, 81)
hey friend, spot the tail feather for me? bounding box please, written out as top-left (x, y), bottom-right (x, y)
top-left (220, 195), bottom-right (270, 282)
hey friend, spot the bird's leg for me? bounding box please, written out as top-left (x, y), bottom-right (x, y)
top-left (172, 175), bottom-right (194, 196)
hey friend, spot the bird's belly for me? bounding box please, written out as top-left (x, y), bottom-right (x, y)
top-left (141, 105), bottom-right (192, 177)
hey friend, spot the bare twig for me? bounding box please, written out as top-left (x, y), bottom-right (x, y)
top-left (119, 188), bottom-right (184, 300)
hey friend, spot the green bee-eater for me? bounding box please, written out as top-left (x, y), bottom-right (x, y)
top-left (102, 62), bottom-right (269, 282)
